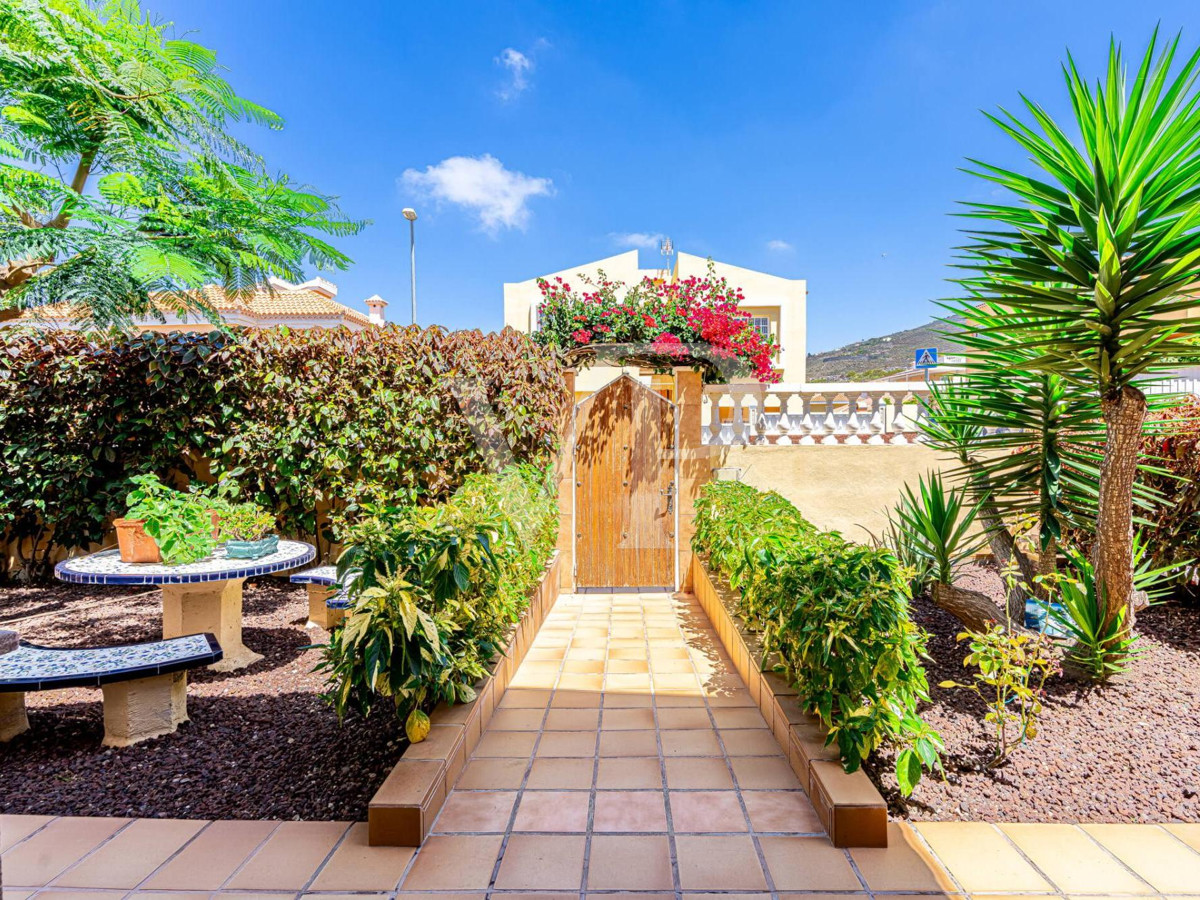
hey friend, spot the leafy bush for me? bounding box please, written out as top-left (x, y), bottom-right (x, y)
top-left (888, 473), bottom-right (987, 589)
top-left (124, 473), bottom-right (217, 565)
top-left (1135, 397), bottom-right (1200, 584)
top-left (693, 481), bottom-right (942, 795)
top-left (0, 326), bottom-right (567, 579)
top-left (317, 465), bottom-right (557, 734)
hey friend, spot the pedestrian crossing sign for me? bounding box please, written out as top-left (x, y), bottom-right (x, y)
top-left (915, 348), bottom-right (938, 369)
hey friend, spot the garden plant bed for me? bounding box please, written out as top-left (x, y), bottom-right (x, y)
top-left (866, 561), bottom-right (1200, 824)
top-left (0, 577), bottom-right (406, 820)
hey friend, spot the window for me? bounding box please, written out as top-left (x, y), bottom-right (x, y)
top-left (751, 316), bottom-right (771, 340)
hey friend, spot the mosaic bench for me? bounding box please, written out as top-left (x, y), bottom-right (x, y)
top-left (290, 566), bottom-right (354, 630)
top-left (0, 629), bottom-right (222, 747)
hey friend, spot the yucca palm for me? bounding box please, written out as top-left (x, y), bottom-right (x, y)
top-left (956, 31), bottom-right (1200, 632)
top-left (0, 0), bottom-right (363, 327)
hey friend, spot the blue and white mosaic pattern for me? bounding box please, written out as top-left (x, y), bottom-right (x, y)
top-left (290, 565), bottom-right (337, 586)
top-left (0, 633), bottom-right (222, 692)
top-left (55, 541), bottom-right (315, 586)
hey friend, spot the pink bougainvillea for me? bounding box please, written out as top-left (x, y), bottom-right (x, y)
top-left (532, 263), bottom-right (781, 383)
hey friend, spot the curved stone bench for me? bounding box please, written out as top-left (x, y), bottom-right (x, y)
top-left (290, 566), bottom-right (353, 629)
top-left (0, 630), bottom-right (222, 747)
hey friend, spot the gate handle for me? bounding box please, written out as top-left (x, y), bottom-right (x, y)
top-left (661, 483), bottom-right (676, 513)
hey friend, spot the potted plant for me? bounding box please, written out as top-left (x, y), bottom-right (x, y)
top-left (217, 501), bottom-right (279, 559)
top-left (117, 474), bottom-right (218, 565)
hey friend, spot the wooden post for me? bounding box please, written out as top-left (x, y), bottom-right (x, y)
top-left (556, 369), bottom-right (577, 591)
top-left (674, 367), bottom-right (711, 591)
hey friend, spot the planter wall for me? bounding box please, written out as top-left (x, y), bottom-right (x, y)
top-left (690, 554), bottom-right (889, 848)
top-left (367, 551), bottom-right (562, 846)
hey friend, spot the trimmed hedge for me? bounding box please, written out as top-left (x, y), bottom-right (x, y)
top-left (693, 480), bottom-right (942, 794)
top-left (0, 326), bottom-right (568, 579)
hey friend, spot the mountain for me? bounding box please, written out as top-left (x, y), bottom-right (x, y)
top-left (805, 319), bottom-right (962, 382)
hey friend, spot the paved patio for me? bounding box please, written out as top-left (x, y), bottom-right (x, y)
top-left (4, 591), bottom-right (1200, 897)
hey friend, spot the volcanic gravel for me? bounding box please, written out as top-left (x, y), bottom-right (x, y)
top-left (0, 578), bottom-right (406, 820)
top-left (865, 561), bottom-right (1200, 823)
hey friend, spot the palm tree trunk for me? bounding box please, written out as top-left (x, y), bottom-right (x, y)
top-left (969, 465), bottom-right (1035, 624)
top-left (1095, 384), bottom-right (1147, 632)
top-left (931, 581), bottom-right (1016, 633)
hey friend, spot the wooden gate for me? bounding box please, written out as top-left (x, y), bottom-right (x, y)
top-left (574, 375), bottom-right (677, 589)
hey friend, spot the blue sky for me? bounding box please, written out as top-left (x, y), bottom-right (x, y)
top-left (155, 1), bottom-right (1199, 351)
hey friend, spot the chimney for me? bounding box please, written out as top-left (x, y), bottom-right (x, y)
top-left (365, 295), bottom-right (388, 326)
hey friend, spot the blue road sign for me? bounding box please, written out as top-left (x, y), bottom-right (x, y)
top-left (915, 347), bottom-right (938, 369)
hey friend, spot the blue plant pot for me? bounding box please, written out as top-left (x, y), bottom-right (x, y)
top-left (224, 534), bottom-right (279, 559)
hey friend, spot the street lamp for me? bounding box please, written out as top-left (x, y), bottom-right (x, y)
top-left (402, 207), bottom-right (418, 325)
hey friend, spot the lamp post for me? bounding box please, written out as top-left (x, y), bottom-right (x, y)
top-left (402, 207), bottom-right (418, 325)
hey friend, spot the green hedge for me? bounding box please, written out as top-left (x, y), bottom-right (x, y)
top-left (0, 326), bottom-right (568, 579)
top-left (318, 464), bottom-right (558, 731)
top-left (693, 481), bottom-right (942, 794)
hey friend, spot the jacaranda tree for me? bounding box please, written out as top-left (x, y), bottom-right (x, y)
top-left (0, 0), bottom-right (363, 327)
top-left (955, 31), bottom-right (1200, 636)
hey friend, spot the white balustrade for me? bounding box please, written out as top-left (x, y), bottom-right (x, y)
top-left (701, 382), bottom-right (933, 446)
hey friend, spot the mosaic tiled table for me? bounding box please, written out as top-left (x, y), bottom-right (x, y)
top-left (290, 565), bottom-right (354, 629)
top-left (55, 541), bottom-right (315, 672)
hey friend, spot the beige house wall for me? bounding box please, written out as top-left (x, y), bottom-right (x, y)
top-left (708, 444), bottom-right (955, 542)
top-left (503, 250), bottom-right (807, 383)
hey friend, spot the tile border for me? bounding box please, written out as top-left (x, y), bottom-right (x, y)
top-left (367, 552), bottom-right (562, 847)
top-left (689, 554), bottom-right (888, 848)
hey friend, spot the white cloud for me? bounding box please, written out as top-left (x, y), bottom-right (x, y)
top-left (610, 231), bottom-right (665, 250)
top-left (766, 239), bottom-right (794, 252)
top-left (495, 48), bottom-right (532, 101)
top-left (401, 154), bottom-right (554, 235)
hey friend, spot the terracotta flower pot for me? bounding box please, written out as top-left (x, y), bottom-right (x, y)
top-left (114, 518), bottom-right (161, 564)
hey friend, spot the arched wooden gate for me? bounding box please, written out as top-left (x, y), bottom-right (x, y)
top-left (573, 375), bottom-right (678, 589)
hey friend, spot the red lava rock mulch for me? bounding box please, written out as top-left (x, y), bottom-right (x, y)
top-left (0, 577), bottom-right (406, 820)
top-left (866, 561), bottom-right (1200, 823)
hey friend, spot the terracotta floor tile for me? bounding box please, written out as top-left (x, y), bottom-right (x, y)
top-left (455, 757), bottom-right (528, 789)
top-left (606, 673), bottom-right (654, 691)
top-left (731, 755), bottom-right (802, 789)
top-left (608, 646), bottom-right (650, 660)
top-left (661, 728), bottom-right (722, 757)
top-left (472, 730), bottom-right (538, 758)
top-left (1001, 823), bottom-right (1155, 895)
top-left (143, 820), bottom-right (278, 891)
top-left (400, 834), bottom-right (504, 891)
top-left (602, 707), bottom-right (656, 730)
top-left (1166, 822), bottom-right (1200, 851)
top-left (54, 818), bottom-right (206, 889)
top-left (602, 691), bottom-right (654, 708)
top-left (657, 707), bottom-right (713, 729)
top-left (849, 823), bottom-right (956, 892)
top-left (563, 658), bottom-right (606, 674)
top-left (1, 816), bottom-right (129, 887)
top-left (309, 823), bottom-right (413, 891)
top-left (498, 688), bottom-right (551, 708)
top-left (759, 836), bottom-right (862, 891)
top-left (526, 757), bottom-right (595, 789)
top-left (488, 708), bottom-right (545, 731)
top-left (587, 834), bottom-right (675, 891)
top-left (493, 834), bottom-right (585, 890)
top-left (655, 693), bottom-right (707, 707)
top-left (596, 756), bottom-right (664, 789)
top-left (598, 728), bottom-right (659, 757)
top-left (225, 821), bottom-right (349, 892)
top-left (675, 835), bottom-right (768, 891)
top-left (707, 689), bottom-right (756, 707)
top-left (536, 730), bottom-right (597, 757)
top-left (607, 658), bottom-right (650, 674)
top-left (544, 708), bottom-right (600, 731)
top-left (558, 673), bottom-right (605, 692)
top-left (653, 674), bottom-right (702, 691)
top-left (665, 757), bottom-right (736, 790)
top-left (567, 646), bottom-right (608, 661)
top-left (1082, 824), bottom-right (1200, 894)
top-left (671, 791), bottom-right (748, 832)
top-left (712, 708), bottom-right (769, 729)
top-left (722, 728), bottom-right (786, 756)
top-left (742, 791), bottom-right (822, 834)
top-left (551, 689), bottom-right (603, 708)
top-left (915, 822), bottom-right (1053, 894)
top-left (592, 790), bottom-right (669, 832)
top-left (512, 790), bottom-right (591, 832)
top-left (433, 791), bottom-right (517, 832)
top-left (0, 816), bottom-right (54, 854)
top-left (395, 894), bottom-right (484, 900)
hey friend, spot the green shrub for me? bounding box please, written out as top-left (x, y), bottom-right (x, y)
top-left (317, 465), bottom-right (557, 732)
top-left (1135, 397), bottom-right (1200, 584)
top-left (693, 481), bottom-right (942, 795)
top-left (124, 473), bottom-right (218, 565)
top-left (0, 326), bottom-right (567, 579)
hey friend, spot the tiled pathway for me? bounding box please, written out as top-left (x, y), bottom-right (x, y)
top-left (5, 592), bottom-right (1200, 898)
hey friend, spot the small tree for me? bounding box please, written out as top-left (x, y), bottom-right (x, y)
top-left (957, 32), bottom-right (1200, 634)
top-left (0, 0), bottom-right (363, 327)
